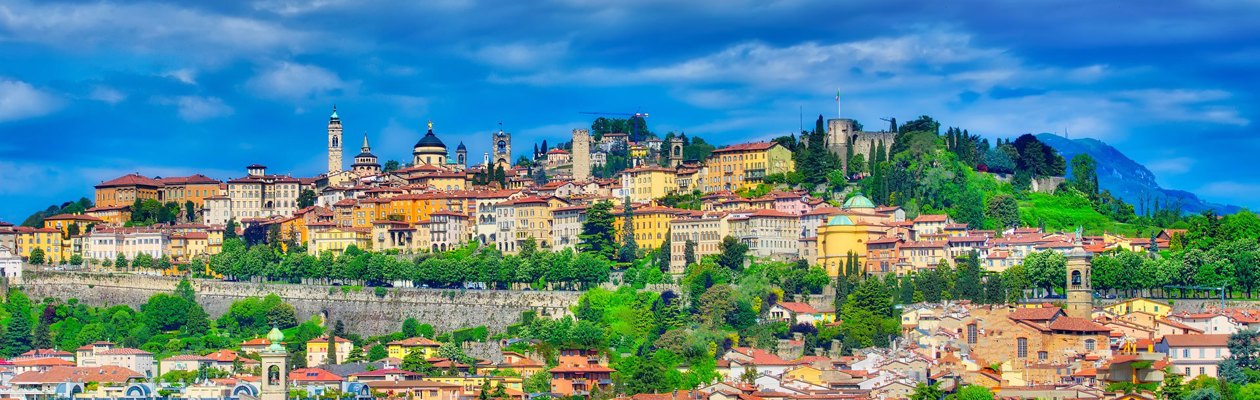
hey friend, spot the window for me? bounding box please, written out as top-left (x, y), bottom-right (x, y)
top-left (1183, 349), bottom-right (1190, 358)
top-left (1017, 338), bottom-right (1028, 358)
top-left (1038, 351), bottom-right (1048, 361)
top-left (1085, 339), bottom-right (1096, 351)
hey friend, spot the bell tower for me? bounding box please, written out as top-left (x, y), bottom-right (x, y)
top-left (328, 106), bottom-right (343, 175)
top-left (259, 327), bottom-right (289, 400)
top-left (1065, 247), bottom-right (1093, 319)
top-left (493, 128), bottom-right (512, 170)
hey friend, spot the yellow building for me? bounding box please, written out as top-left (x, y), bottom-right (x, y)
top-left (502, 196), bottom-right (569, 249)
top-left (1104, 298), bottom-right (1171, 318)
top-left (421, 376), bottom-right (523, 393)
top-left (94, 173), bottom-right (163, 208)
top-left (305, 336), bottom-right (355, 366)
top-left (158, 174), bottom-right (223, 208)
top-left (815, 195), bottom-right (891, 277)
top-left (782, 365), bottom-right (826, 386)
top-left (620, 166), bottom-right (678, 204)
top-left (15, 227), bottom-right (65, 263)
top-left (85, 205), bottom-right (131, 226)
top-left (307, 224), bottom-right (371, 256)
top-left (386, 337), bottom-right (442, 360)
top-left (43, 213), bottom-right (105, 236)
top-left (703, 141), bottom-right (794, 192)
top-left (614, 205), bottom-right (688, 251)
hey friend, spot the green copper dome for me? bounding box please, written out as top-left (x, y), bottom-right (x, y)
top-left (827, 215), bottom-right (854, 226)
top-left (266, 327), bottom-right (285, 352)
top-left (843, 194), bottom-right (875, 209)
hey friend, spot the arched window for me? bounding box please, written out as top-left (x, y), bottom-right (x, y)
top-left (267, 365), bottom-right (281, 385)
top-left (1017, 338), bottom-right (1028, 358)
top-left (1071, 270), bottom-right (1082, 286)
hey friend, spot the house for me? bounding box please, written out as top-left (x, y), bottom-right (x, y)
top-left (550, 348), bottom-right (614, 397)
top-left (307, 335), bottom-right (355, 366)
top-left (496, 351), bottom-right (545, 377)
top-left (1156, 334), bottom-right (1230, 379)
top-left (10, 366), bottom-right (146, 399)
top-left (1103, 298), bottom-right (1172, 319)
top-left (766, 302), bottom-right (834, 325)
top-left (13, 357), bottom-right (76, 374)
top-left (387, 337), bottom-right (443, 360)
top-left (240, 337), bottom-right (273, 354)
top-left (364, 380), bottom-right (463, 400)
top-left (289, 367), bottom-right (345, 396)
top-left (205, 349), bottom-right (259, 372)
top-left (13, 349), bottom-right (75, 363)
top-left (160, 354), bottom-right (213, 375)
top-left (350, 368), bottom-right (423, 382)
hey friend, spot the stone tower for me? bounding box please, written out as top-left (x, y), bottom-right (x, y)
top-left (668, 137), bottom-right (684, 167)
top-left (327, 106), bottom-right (343, 175)
top-left (1065, 247), bottom-right (1093, 319)
top-left (493, 129), bottom-right (512, 170)
top-left (572, 129), bottom-right (591, 182)
top-left (259, 327), bottom-right (289, 400)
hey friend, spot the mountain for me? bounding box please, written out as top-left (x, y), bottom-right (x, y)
top-left (1036, 133), bottom-right (1241, 215)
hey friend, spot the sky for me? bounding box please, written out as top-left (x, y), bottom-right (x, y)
top-left (0, 0), bottom-right (1258, 222)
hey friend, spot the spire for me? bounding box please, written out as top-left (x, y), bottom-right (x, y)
top-left (362, 133), bottom-right (370, 152)
top-left (330, 105), bottom-right (339, 120)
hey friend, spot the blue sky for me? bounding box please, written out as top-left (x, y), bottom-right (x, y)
top-left (1, 0), bottom-right (1257, 222)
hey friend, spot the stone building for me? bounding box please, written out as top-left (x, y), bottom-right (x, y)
top-left (327, 106), bottom-right (343, 175)
top-left (572, 129), bottom-right (592, 181)
top-left (826, 118), bottom-right (897, 173)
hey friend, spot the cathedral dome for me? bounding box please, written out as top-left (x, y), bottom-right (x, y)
top-left (414, 129), bottom-right (446, 151)
top-left (827, 215), bottom-right (854, 226)
top-left (842, 194), bottom-right (875, 209)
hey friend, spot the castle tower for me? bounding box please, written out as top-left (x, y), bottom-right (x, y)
top-left (668, 137), bottom-right (683, 167)
top-left (259, 327), bottom-right (289, 400)
top-left (327, 106), bottom-right (343, 175)
top-left (492, 129), bottom-right (512, 170)
top-left (1065, 247), bottom-right (1093, 319)
top-left (572, 129), bottom-right (591, 181)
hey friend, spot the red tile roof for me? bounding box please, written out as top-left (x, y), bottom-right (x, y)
top-left (710, 142), bottom-right (780, 154)
top-left (775, 302), bottom-right (820, 314)
top-left (388, 337), bottom-right (442, 347)
top-left (289, 367), bottom-right (344, 382)
top-left (11, 366), bottom-right (142, 384)
top-left (1162, 334), bottom-right (1230, 348)
top-left (96, 173), bottom-right (163, 188)
top-left (913, 214), bottom-right (948, 223)
top-left (1008, 306), bottom-right (1065, 321)
top-left (1046, 317), bottom-right (1109, 333)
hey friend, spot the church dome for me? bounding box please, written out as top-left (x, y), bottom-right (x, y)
top-left (827, 215), bottom-right (854, 226)
top-left (843, 194), bottom-right (875, 209)
top-left (414, 129), bottom-right (446, 151)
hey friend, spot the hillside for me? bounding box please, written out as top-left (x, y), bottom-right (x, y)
top-left (1037, 133), bottom-right (1240, 215)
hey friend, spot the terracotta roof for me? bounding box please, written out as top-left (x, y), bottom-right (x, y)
top-left (159, 174), bottom-right (221, 185)
top-left (19, 349), bottom-right (73, 357)
top-left (11, 366), bottom-right (143, 384)
top-left (12, 358), bottom-right (75, 367)
top-left (1008, 306), bottom-right (1065, 321)
top-left (775, 302), bottom-right (820, 314)
top-left (43, 213), bottom-right (106, 223)
top-left (163, 354), bottom-right (213, 362)
top-left (350, 368), bottom-right (422, 377)
top-left (96, 348), bottom-right (152, 356)
top-left (289, 367), bottom-right (344, 382)
top-left (728, 347), bottom-right (799, 366)
top-left (96, 173), bottom-right (163, 188)
top-left (710, 141), bottom-right (779, 154)
top-left (550, 364), bottom-right (616, 373)
top-left (1046, 317), bottom-right (1109, 333)
top-left (241, 338), bottom-right (271, 346)
top-left (1162, 334), bottom-right (1230, 347)
top-left (913, 214), bottom-right (948, 223)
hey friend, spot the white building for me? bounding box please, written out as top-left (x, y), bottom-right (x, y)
top-left (203, 195), bottom-right (232, 226)
top-left (0, 246), bottom-right (21, 283)
top-left (85, 228), bottom-right (170, 262)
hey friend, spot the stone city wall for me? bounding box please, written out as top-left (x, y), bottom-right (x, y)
top-left (20, 271), bottom-right (582, 336)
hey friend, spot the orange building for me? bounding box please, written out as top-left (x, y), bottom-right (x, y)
top-left (94, 174), bottom-right (163, 208)
top-left (549, 349), bottom-right (613, 398)
top-left (43, 213), bottom-right (105, 236)
top-left (158, 174), bottom-right (222, 208)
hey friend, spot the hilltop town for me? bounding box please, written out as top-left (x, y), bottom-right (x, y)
top-left (0, 108), bottom-right (1257, 400)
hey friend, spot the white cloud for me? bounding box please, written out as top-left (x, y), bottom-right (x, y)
top-left (162, 68), bottom-right (198, 85)
top-left (1146, 157), bottom-right (1195, 174)
top-left (89, 86), bottom-right (126, 104)
top-left (0, 1), bottom-right (313, 62)
top-left (0, 78), bottom-right (60, 122)
top-left (156, 96), bottom-right (234, 121)
top-left (469, 41), bottom-right (569, 69)
top-left (247, 62), bottom-right (352, 101)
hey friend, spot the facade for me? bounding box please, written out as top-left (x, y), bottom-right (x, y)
top-left (551, 206), bottom-right (586, 251)
top-left (94, 173), bottom-right (163, 209)
top-left (15, 227), bottom-right (65, 264)
top-left (493, 129), bottom-right (512, 170)
top-left (85, 228), bottom-right (169, 262)
top-left (386, 337), bottom-right (443, 360)
top-left (615, 205), bottom-right (686, 251)
top-left (703, 142), bottom-right (794, 192)
top-left (1157, 334), bottom-right (1229, 379)
top-left (227, 164), bottom-right (302, 219)
top-left (728, 209), bottom-right (800, 261)
top-left (620, 166), bottom-right (677, 204)
top-left (572, 129), bottom-right (592, 182)
top-left (669, 212), bottom-right (730, 274)
top-left (305, 336), bottom-right (354, 366)
top-left (351, 134), bottom-right (382, 176)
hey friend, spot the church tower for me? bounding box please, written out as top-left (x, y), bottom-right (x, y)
top-left (327, 106), bottom-right (343, 175)
top-left (456, 142), bottom-right (468, 168)
top-left (668, 137), bottom-right (684, 167)
top-left (493, 128), bottom-right (512, 170)
top-left (351, 133), bottom-right (381, 175)
top-left (259, 327), bottom-right (289, 400)
top-left (572, 129), bottom-right (591, 182)
top-left (1065, 247), bottom-right (1093, 319)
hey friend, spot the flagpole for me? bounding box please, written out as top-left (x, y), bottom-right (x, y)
top-left (835, 88), bottom-right (841, 120)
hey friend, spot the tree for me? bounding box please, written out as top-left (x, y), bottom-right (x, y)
top-left (955, 254), bottom-right (983, 302)
top-left (579, 201), bottom-right (617, 260)
top-left (948, 385), bottom-right (995, 400)
top-left (698, 285), bottom-right (736, 326)
top-left (27, 248), bottom-right (45, 265)
top-left (1070, 154), bottom-right (1100, 198)
top-left (184, 304), bottom-right (210, 336)
top-left (32, 305), bottom-right (54, 350)
top-left (1024, 251), bottom-right (1067, 297)
top-left (401, 350), bottom-right (436, 375)
top-left (225, 218), bottom-right (239, 240)
top-left (717, 236), bottom-right (748, 271)
top-left (3, 291), bottom-right (34, 356)
top-left (618, 199), bottom-right (638, 262)
top-left (384, 160), bottom-right (401, 173)
top-left (368, 344), bottom-right (388, 361)
top-left (684, 240), bottom-right (697, 267)
top-left (297, 189), bottom-right (317, 208)
top-left (740, 365), bottom-right (757, 384)
top-left (987, 194), bottom-right (1020, 230)
top-left (910, 382), bottom-right (944, 400)
top-left (525, 368), bottom-right (552, 393)
top-left (402, 318), bottom-right (422, 338)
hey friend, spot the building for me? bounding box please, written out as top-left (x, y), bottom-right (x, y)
top-left (351, 134), bottom-right (382, 176)
top-left (572, 129), bottom-right (592, 182)
top-left (308, 225), bottom-right (371, 256)
top-left (493, 129), bottom-right (512, 170)
top-left (551, 205), bottom-right (586, 251)
top-left (1157, 334), bottom-right (1230, 379)
top-left (328, 106), bottom-right (344, 174)
top-left (15, 227), bottom-right (64, 264)
top-left (306, 336), bottom-right (354, 366)
top-left (669, 211), bottom-right (730, 274)
top-left (158, 174), bottom-right (223, 210)
top-left (85, 228), bottom-right (169, 263)
top-left (814, 195), bottom-right (890, 276)
top-left (387, 337), bottom-right (443, 360)
top-left (42, 213), bottom-right (105, 236)
top-left (826, 117), bottom-right (896, 172)
top-left (620, 166), bottom-right (677, 204)
top-left (10, 366), bottom-right (146, 399)
top-left (703, 142), bottom-right (794, 192)
top-left (1065, 247), bottom-right (1093, 319)
top-left (1104, 298), bottom-right (1171, 319)
top-left (160, 354), bottom-right (213, 376)
top-left (94, 173), bottom-right (164, 208)
top-left (615, 205), bottom-right (687, 251)
top-left (728, 209), bottom-right (800, 262)
top-left (414, 122), bottom-right (449, 167)
top-left (0, 245), bottom-right (21, 283)
top-left (227, 164), bottom-right (302, 219)
top-left (76, 344), bottom-right (155, 379)
top-left (550, 349), bottom-right (614, 397)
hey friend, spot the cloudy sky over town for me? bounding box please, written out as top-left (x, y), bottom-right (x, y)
top-left (0, 0), bottom-right (1257, 220)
